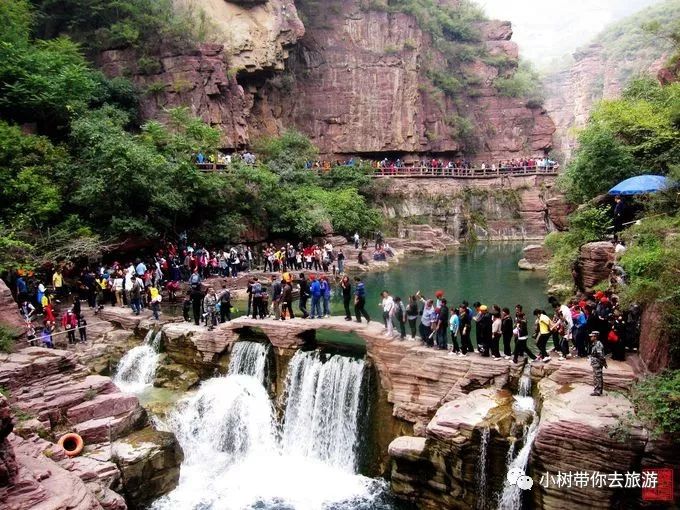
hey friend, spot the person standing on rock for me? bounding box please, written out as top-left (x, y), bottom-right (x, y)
top-left (298, 273), bottom-right (310, 319)
top-left (321, 276), bottom-right (331, 317)
top-left (459, 304), bottom-right (473, 355)
top-left (354, 276), bottom-right (370, 324)
top-left (533, 309), bottom-right (552, 362)
top-left (490, 310), bottom-right (502, 359)
top-left (281, 277), bottom-right (295, 321)
top-left (448, 307), bottom-right (460, 355)
top-left (310, 276), bottom-right (322, 319)
top-left (191, 285), bottom-right (204, 325)
top-left (589, 331), bottom-right (607, 396)
top-left (340, 276), bottom-right (352, 321)
top-left (406, 296), bottom-right (419, 340)
top-left (501, 308), bottom-right (514, 359)
top-left (219, 284), bottom-right (232, 323)
top-left (436, 299), bottom-right (449, 350)
top-left (353, 232), bottom-right (360, 249)
top-left (511, 311), bottom-right (536, 364)
top-left (251, 277), bottom-right (263, 320)
top-left (271, 275), bottom-right (282, 320)
top-left (418, 297), bottom-right (436, 346)
top-left (394, 297), bottom-right (407, 339)
top-left (380, 290), bottom-right (395, 336)
top-left (203, 287), bottom-right (218, 330)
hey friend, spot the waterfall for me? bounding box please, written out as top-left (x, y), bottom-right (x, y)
top-left (518, 364), bottom-right (532, 397)
top-left (152, 350), bottom-right (388, 510)
top-left (228, 341), bottom-right (270, 384)
top-left (281, 350), bottom-right (366, 472)
top-left (497, 364), bottom-right (539, 510)
top-left (475, 427), bottom-right (491, 510)
top-left (113, 330), bottom-right (160, 393)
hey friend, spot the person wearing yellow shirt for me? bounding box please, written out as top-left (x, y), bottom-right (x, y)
top-left (533, 308), bottom-right (552, 362)
top-left (52, 269), bottom-right (64, 303)
top-left (149, 286), bottom-right (162, 321)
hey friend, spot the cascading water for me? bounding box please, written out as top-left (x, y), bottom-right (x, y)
top-left (497, 364), bottom-right (540, 510)
top-left (153, 349), bottom-right (390, 510)
top-left (475, 427), bottom-right (491, 510)
top-left (227, 341), bottom-right (270, 384)
top-left (281, 350), bottom-right (366, 471)
top-left (113, 330), bottom-right (162, 393)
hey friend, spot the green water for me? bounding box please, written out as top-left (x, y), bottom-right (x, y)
top-left (230, 243), bottom-right (548, 328)
top-left (357, 243), bottom-right (548, 319)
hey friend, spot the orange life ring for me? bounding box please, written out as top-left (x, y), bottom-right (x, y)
top-left (58, 433), bottom-right (84, 457)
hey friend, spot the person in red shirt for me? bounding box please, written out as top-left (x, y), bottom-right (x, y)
top-left (61, 309), bottom-right (78, 344)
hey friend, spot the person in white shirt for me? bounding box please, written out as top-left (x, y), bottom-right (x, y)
top-left (380, 290), bottom-right (395, 337)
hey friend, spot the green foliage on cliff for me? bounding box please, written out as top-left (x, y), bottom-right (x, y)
top-left (29, 0), bottom-right (221, 53)
top-left (0, 4), bottom-right (381, 270)
top-left (596, 0), bottom-right (680, 79)
top-left (560, 77), bottom-right (680, 202)
top-left (631, 370), bottom-right (680, 436)
top-left (494, 60), bottom-right (545, 106)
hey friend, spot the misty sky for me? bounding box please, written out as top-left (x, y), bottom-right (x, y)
top-left (477, 0), bottom-right (663, 68)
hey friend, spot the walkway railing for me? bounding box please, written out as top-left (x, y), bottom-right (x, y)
top-left (195, 163), bottom-right (559, 178)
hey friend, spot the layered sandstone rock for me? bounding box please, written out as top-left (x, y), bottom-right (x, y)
top-left (639, 303), bottom-right (674, 372)
top-left (0, 348), bottom-right (182, 508)
top-left (545, 196), bottom-right (575, 231)
top-left (0, 279), bottom-right (23, 333)
top-left (578, 241), bottom-right (615, 289)
top-left (278, 1), bottom-right (554, 160)
top-left (375, 175), bottom-right (560, 241)
top-left (518, 244), bottom-right (550, 271)
top-left (390, 389), bottom-right (515, 510)
top-left (545, 43), bottom-right (667, 161)
top-left (110, 0), bottom-right (554, 159)
top-left (532, 379), bottom-right (679, 510)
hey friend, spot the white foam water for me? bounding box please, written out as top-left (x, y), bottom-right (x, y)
top-left (152, 350), bottom-right (389, 510)
top-left (497, 365), bottom-right (540, 510)
top-left (228, 341), bottom-right (270, 384)
top-left (476, 427), bottom-right (491, 510)
top-left (113, 330), bottom-right (160, 393)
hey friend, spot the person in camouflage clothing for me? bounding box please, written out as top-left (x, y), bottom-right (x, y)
top-left (589, 331), bottom-right (607, 396)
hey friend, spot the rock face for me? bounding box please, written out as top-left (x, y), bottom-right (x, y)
top-left (112, 428), bottom-right (183, 510)
top-left (518, 244), bottom-right (550, 271)
top-left (108, 0), bottom-right (554, 159)
top-left (268, 1), bottom-right (554, 160)
top-left (0, 279), bottom-right (23, 333)
top-left (545, 42), bottom-right (668, 161)
top-left (578, 241), bottom-right (615, 289)
top-left (376, 175), bottom-right (561, 240)
top-left (390, 389), bottom-right (514, 510)
top-left (532, 379), bottom-right (680, 510)
top-left (0, 395), bottom-right (17, 487)
top-left (639, 303), bottom-right (675, 371)
top-left (0, 348), bottom-right (182, 509)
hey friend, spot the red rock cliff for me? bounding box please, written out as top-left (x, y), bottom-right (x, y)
top-left (103, 0), bottom-right (554, 160)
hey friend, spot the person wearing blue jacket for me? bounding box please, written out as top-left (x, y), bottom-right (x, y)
top-left (320, 276), bottom-right (331, 317)
top-left (353, 277), bottom-right (370, 323)
top-left (310, 276), bottom-right (322, 319)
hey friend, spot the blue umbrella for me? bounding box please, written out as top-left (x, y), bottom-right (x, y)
top-left (608, 175), bottom-right (669, 195)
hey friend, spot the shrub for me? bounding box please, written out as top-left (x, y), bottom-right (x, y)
top-left (631, 370), bottom-right (680, 436)
top-left (0, 325), bottom-right (17, 353)
top-left (137, 56), bottom-right (161, 75)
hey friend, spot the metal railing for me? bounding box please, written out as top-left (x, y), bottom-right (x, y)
top-left (195, 163), bottom-right (559, 178)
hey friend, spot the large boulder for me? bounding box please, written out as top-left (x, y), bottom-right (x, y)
top-left (112, 428), bottom-right (183, 510)
top-left (518, 244), bottom-right (550, 271)
top-left (578, 241), bottom-right (615, 289)
top-left (0, 395), bottom-right (17, 487)
top-left (0, 279), bottom-right (23, 333)
top-left (532, 379), bottom-right (679, 509)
